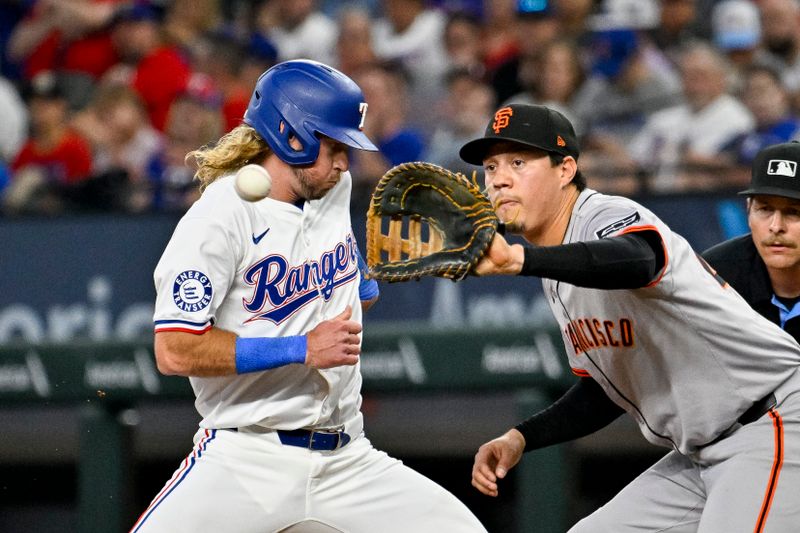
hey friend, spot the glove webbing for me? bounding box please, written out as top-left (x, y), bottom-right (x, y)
top-left (366, 215), bottom-right (444, 264)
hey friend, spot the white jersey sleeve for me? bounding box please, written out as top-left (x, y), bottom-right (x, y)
top-left (153, 213), bottom-right (242, 334)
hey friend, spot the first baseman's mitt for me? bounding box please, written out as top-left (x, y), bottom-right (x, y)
top-left (366, 161), bottom-right (499, 282)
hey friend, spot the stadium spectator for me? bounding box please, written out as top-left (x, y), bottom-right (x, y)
top-left (552, 0), bottom-right (595, 41)
top-left (5, 71), bottom-right (93, 215)
top-left (161, 0), bottom-right (222, 60)
top-left (653, 0), bottom-right (701, 62)
top-left (350, 62), bottom-right (427, 189)
top-left (0, 0), bottom-right (28, 79)
top-left (490, 4), bottom-right (561, 106)
top-left (504, 38), bottom-right (587, 135)
top-left (106, 3), bottom-right (192, 131)
top-left (7, 0), bottom-right (122, 82)
top-left (481, 0), bottom-right (521, 75)
top-left (191, 35), bottom-right (254, 133)
top-left (575, 28), bottom-right (682, 143)
top-left (255, 0), bottom-right (338, 65)
top-left (442, 11), bottom-right (486, 81)
top-left (0, 74), bottom-right (28, 164)
top-left (628, 43), bottom-right (754, 192)
top-left (334, 6), bottom-right (378, 77)
top-left (145, 74), bottom-right (224, 212)
top-left (712, 0), bottom-right (765, 92)
top-left (239, 33), bottom-right (278, 97)
top-left (423, 69), bottom-right (494, 176)
top-left (573, 28), bottom-right (683, 192)
top-left (757, 0), bottom-right (800, 98)
top-left (372, 0), bottom-right (449, 126)
top-left (71, 83), bottom-right (162, 187)
top-left (719, 64), bottom-right (800, 186)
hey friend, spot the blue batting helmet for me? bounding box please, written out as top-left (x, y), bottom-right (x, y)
top-left (243, 60), bottom-right (378, 165)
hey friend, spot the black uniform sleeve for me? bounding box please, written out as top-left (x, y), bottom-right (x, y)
top-left (519, 230), bottom-right (665, 289)
top-left (515, 377), bottom-right (625, 452)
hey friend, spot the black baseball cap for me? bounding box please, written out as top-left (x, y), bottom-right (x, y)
top-left (739, 141), bottom-right (800, 200)
top-left (459, 104), bottom-right (579, 165)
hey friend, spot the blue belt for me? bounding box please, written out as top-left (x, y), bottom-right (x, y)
top-left (277, 428), bottom-right (351, 450)
top-left (224, 426), bottom-right (352, 451)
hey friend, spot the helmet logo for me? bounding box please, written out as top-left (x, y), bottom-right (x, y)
top-left (493, 107), bottom-right (513, 134)
top-left (557, 135), bottom-right (566, 147)
top-left (358, 102), bottom-right (368, 131)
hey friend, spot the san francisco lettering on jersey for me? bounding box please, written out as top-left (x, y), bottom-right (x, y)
top-left (565, 317), bottom-right (635, 355)
top-left (243, 234), bottom-right (360, 324)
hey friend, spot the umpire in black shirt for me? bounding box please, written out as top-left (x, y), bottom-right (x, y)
top-left (703, 141), bottom-right (800, 343)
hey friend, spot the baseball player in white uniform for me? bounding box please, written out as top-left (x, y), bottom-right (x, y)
top-left (461, 104), bottom-right (800, 532)
top-left (131, 60), bottom-right (486, 533)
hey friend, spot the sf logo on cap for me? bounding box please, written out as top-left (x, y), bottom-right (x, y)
top-left (493, 107), bottom-right (513, 133)
top-left (768, 159), bottom-right (797, 178)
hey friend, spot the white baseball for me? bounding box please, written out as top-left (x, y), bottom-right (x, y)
top-left (234, 164), bottom-right (272, 202)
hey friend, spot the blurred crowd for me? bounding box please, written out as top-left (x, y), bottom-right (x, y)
top-left (1, 0), bottom-right (799, 216)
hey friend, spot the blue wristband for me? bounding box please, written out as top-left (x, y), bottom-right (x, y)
top-left (235, 336), bottom-right (307, 374)
top-left (356, 244), bottom-right (379, 301)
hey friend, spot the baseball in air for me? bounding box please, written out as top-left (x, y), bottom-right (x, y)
top-left (234, 164), bottom-right (272, 202)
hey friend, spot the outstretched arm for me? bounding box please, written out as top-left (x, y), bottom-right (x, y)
top-left (475, 230), bottom-right (664, 289)
top-left (472, 377), bottom-right (624, 497)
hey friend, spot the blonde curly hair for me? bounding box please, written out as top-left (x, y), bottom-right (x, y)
top-left (187, 124), bottom-right (271, 192)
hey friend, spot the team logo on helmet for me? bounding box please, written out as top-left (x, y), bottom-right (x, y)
top-left (173, 270), bottom-right (213, 312)
top-left (359, 102), bottom-right (368, 131)
top-left (493, 107), bottom-right (513, 134)
top-left (243, 60), bottom-right (377, 166)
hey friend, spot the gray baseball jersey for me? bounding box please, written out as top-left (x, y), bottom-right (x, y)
top-left (548, 188), bottom-right (800, 531)
top-left (544, 189), bottom-right (800, 454)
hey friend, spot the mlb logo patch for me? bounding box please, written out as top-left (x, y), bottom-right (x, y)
top-left (767, 159), bottom-right (797, 178)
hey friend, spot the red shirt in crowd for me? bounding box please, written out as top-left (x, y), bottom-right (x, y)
top-left (21, 0), bottom-right (125, 80)
top-left (12, 131), bottom-right (93, 185)
top-left (223, 87), bottom-right (249, 133)
top-left (133, 46), bottom-right (192, 131)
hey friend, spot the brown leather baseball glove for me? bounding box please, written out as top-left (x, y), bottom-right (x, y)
top-left (366, 161), bottom-right (499, 282)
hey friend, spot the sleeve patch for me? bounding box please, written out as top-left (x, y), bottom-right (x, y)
top-left (595, 211), bottom-right (641, 239)
top-left (172, 270), bottom-right (213, 312)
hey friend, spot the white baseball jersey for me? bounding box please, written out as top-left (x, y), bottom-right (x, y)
top-left (141, 171), bottom-right (487, 533)
top-left (545, 188), bottom-right (800, 454)
top-left (153, 171), bottom-right (364, 432)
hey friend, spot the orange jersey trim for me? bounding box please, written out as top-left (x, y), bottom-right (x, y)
top-left (754, 409), bottom-right (784, 533)
top-left (571, 368), bottom-right (591, 377)
top-left (618, 224), bottom-right (668, 288)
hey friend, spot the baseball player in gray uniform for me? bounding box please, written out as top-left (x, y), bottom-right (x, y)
top-left (132, 60), bottom-right (486, 533)
top-left (462, 103), bottom-right (800, 532)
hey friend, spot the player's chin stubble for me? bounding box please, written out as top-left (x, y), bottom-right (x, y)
top-left (295, 168), bottom-right (333, 201)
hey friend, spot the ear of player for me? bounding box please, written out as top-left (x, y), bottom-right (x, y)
top-left (365, 161), bottom-right (499, 282)
top-left (234, 164), bottom-right (273, 202)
